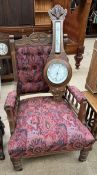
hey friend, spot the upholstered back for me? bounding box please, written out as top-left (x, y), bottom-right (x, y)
top-left (16, 45), bottom-right (51, 94)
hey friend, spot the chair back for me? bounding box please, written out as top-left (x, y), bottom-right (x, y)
top-left (9, 33), bottom-right (52, 95)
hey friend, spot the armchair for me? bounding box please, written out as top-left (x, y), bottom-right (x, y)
top-left (4, 33), bottom-right (95, 171)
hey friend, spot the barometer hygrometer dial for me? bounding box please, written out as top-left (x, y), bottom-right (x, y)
top-left (0, 43), bottom-right (8, 56)
top-left (44, 59), bottom-right (72, 87)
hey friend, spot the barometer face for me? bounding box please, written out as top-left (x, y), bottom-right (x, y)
top-left (47, 62), bottom-right (68, 84)
top-left (55, 21), bottom-right (61, 53)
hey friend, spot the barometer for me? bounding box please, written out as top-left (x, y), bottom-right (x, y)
top-left (44, 5), bottom-right (72, 100)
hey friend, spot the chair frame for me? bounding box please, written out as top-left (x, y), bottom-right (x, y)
top-left (4, 33), bottom-right (94, 171)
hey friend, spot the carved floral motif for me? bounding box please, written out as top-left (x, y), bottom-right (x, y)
top-left (48, 5), bottom-right (67, 21)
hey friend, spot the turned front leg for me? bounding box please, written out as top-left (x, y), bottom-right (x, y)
top-left (79, 148), bottom-right (91, 162)
top-left (10, 158), bottom-right (23, 171)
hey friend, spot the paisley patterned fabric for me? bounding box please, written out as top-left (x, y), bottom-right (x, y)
top-left (8, 97), bottom-right (94, 159)
top-left (67, 86), bottom-right (86, 103)
top-left (16, 45), bottom-right (51, 94)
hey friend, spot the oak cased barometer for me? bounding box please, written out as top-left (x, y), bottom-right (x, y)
top-left (44, 5), bottom-right (72, 100)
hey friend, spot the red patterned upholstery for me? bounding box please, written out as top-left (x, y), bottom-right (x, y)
top-left (8, 97), bottom-right (94, 159)
top-left (16, 45), bottom-right (51, 94)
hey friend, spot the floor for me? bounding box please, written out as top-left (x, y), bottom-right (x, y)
top-left (0, 38), bottom-right (97, 175)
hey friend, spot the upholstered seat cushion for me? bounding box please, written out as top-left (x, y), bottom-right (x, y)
top-left (8, 97), bottom-right (94, 159)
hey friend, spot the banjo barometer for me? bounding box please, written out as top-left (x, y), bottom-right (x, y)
top-left (44, 5), bottom-right (72, 100)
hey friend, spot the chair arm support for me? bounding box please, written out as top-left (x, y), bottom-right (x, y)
top-left (66, 85), bottom-right (87, 123)
top-left (4, 90), bottom-right (17, 109)
top-left (5, 108), bottom-right (16, 135)
top-left (67, 85), bottom-right (86, 104)
top-left (78, 100), bottom-right (87, 123)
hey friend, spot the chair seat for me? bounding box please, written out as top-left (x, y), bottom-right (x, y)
top-left (8, 97), bottom-right (94, 159)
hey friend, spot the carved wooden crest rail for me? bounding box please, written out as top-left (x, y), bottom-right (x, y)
top-left (12, 32), bottom-right (51, 46)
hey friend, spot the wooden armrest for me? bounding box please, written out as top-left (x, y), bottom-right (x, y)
top-left (4, 90), bottom-right (17, 109)
top-left (4, 90), bottom-right (18, 135)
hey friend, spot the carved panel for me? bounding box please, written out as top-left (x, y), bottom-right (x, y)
top-left (14, 32), bottom-right (51, 46)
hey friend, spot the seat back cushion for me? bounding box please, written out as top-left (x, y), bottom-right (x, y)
top-left (16, 45), bottom-right (51, 94)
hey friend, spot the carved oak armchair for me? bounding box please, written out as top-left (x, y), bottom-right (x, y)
top-left (4, 33), bottom-right (95, 171)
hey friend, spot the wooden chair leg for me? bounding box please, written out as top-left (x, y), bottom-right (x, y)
top-left (0, 132), bottom-right (5, 160)
top-left (79, 149), bottom-right (89, 162)
top-left (0, 142), bottom-right (5, 160)
top-left (10, 158), bottom-right (23, 171)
